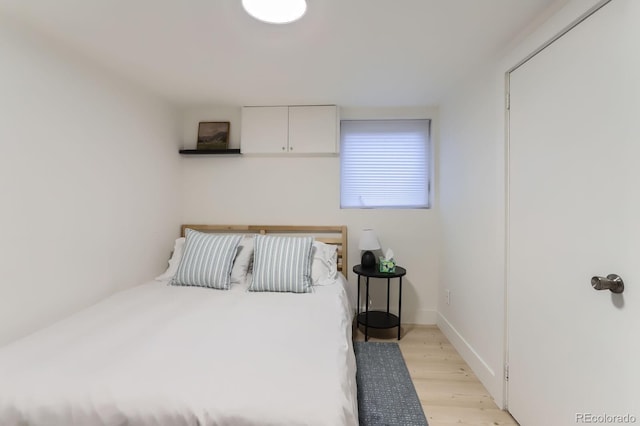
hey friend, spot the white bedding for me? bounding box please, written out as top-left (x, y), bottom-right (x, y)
top-left (0, 277), bottom-right (358, 426)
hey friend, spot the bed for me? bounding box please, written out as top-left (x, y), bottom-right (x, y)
top-left (0, 225), bottom-right (358, 426)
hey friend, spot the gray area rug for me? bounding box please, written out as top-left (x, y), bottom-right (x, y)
top-left (354, 341), bottom-right (428, 426)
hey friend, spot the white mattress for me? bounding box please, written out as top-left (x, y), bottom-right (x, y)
top-left (0, 277), bottom-right (358, 426)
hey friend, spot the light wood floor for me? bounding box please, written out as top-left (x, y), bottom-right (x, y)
top-left (353, 324), bottom-right (518, 426)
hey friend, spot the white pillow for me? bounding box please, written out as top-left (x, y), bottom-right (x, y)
top-left (230, 235), bottom-right (255, 284)
top-left (311, 241), bottom-right (338, 285)
top-left (155, 237), bottom-right (186, 281)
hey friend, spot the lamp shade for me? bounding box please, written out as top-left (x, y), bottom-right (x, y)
top-left (359, 229), bottom-right (381, 251)
top-left (242, 0), bottom-right (307, 24)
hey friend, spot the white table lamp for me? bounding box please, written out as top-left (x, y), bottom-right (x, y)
top-left (359, 229), bottom-right (381, 269)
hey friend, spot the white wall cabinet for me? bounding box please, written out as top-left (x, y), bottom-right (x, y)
top-left (241, 105), bottom-right (338, 154)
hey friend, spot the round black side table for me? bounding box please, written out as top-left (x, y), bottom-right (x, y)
top-left (353, 264), bottom-right (407, 341)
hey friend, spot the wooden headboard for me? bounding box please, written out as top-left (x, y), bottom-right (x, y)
top-left (181, 225), bottom-right (348, 275)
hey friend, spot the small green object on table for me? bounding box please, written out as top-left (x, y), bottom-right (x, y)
top-left (379, 257), bottom-right (396, 273)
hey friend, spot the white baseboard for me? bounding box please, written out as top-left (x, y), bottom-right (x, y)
top-left (437, 312), bottom-right (505, 409)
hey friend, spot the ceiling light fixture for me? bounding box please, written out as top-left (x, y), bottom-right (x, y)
top-left (242, 0), bottom-right (307, 24)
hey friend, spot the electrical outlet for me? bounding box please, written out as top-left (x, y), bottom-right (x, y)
top-left (446, 289), bottom-right (451, 305)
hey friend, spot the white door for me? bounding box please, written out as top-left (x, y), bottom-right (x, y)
top-left (508, 1), bottom-right (640, 425)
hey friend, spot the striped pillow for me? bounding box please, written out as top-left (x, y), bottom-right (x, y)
top-left (250, 235), bottom-right (314, 293)
top-left (170, 230), bottom-right (242, 290)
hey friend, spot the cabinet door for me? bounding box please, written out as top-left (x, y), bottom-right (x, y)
top-left (240, 106), bottom-right (288, 154)
top-left (288, 105), bottom-right (338, 154)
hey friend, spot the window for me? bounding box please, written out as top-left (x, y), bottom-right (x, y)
top-left (340, 119), bottom-right (431, 209)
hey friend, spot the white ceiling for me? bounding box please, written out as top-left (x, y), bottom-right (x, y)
top-left (0, 0), bottom-right (565, 107)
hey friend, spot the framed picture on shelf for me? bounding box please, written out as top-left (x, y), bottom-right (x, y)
top-left (197, 121), bottom-right (230, 150)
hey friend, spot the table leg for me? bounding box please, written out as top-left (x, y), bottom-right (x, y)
top-left (357, 275), bottom-right (360, 316)
top-left (365, 276), bottom-right (370, 342)
top-left (386, 278), bottom-right (390, 314)
top-left (398, 276), bottom-right (403, 340)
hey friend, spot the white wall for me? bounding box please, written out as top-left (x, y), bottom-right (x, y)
top-left (437, 0), bottom-right (602, 408)
top-left (180, 106), bottom-right (439, 324)
top-left (0, 20), bottom-right (182, 346)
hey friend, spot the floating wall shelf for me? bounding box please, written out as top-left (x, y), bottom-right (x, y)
top-left (179, 149), bottom-right (241, 155)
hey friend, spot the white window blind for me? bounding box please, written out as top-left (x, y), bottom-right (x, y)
top-left (340, 119), bottom-right (430, 209)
